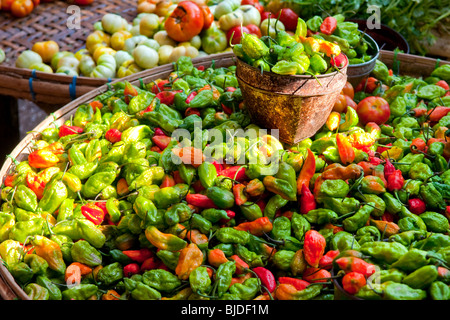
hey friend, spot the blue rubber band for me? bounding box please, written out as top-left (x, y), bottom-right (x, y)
top-left (28, 69), bottom-right (37, 101)
top-left (69, 75), bottom-right (78, 100)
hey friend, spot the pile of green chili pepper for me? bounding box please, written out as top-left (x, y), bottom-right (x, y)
top-left (0, 55), bottom-right (449, 300)
top-left (233, 17), bottom-right (346, 76)
top-left (305, 14), bottom-right (376, 66)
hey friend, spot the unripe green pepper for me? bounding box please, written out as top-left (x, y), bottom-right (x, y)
top-left (206, 186), bottom-right (235, 209)
top-left (215, 227), bottom-right (250, 245)
top-left (264, 194), bottom-right (289, 221)
top-left (189, 266), bottom-right (211, 295)
top-left (97, 262), bottom-right (124, 286)
top-left (342, 203), bottom-right (375, 232)
top-left (402, 265), bottom-right (438, 289)
top-left (360, 241), bottom-right (408, 264)
top-left (24, 283), bottom-right (50, 300)
top-left (142, 269), bottom-right (181, 292)
top-left (62, 284), bottom-right (98, 300)
top-left (229, 277), bottom-right (260, 300)
top-left (382, 281), bottom-right (426, 300)
top-left (70, 240), bottom-right (102, 267)
top-left (429, 281), bottom-right (450, 300)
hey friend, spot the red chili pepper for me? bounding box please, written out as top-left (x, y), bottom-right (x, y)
top-left (219, 210), bottom-right (235, 224)
top-left (197, 65), bottom-right (205, 71)
top-left (410, 137), bottom-right (427, 154)
top-left (437, 266), bottom-right (450, 282)
top-left (229, 255), bottom-right (249, 275)
top-left (152, 135), bottom-right (172, 150)
top-left (28, 142), bottom-right (65, 169)
top-left (252, 267), bottom-right (276, 293)
top-left (233, 184), bottom-right (248, 206)
top-left (140, 257), bottom-right (161, 272)
top-left (185, 107), bottom-right (201, 117)
top-left (151, 80), bottom-right (170, 94)
top-left (427, 106), bottom-right (450, 122)
top-left (384, 158), bottom-right (396, 179)
top-left (408, 198), bottom-right (426, 215)
top-left (335, 257), bottom-right (376, 277)
top-left (185, 193), bottom-right (218, 208)
top-left (186, 91), bottom-right (198, 104)
top-left (278, 277), bottom-right (310, 291)
top-left (211, 161), bottom-right (223, 174)
top-left (411, 106), bottom-right (428, 117)
top-left (436, 80), bottom-right (450, 91)
top-left (302, 267), bottom-right (331, 283)
top-left (296, 148), bottom-right (316, 194)
top-left (156, 90), bottom-right (182, 105)
top-left (303, 230), bottom-right (326, 268)
top-left (299, 183), bottom-right (316, 214)
top-left (173, 170), bottom-right (184, 185)
top-left (342, 271), bottom-right (366, 295)
top-left (124, 81), bottom-right (139, 104)
top-left (320, 16), bottom-right (337, 35)
top-left (160, 174), bottom-right (176, 188)
top-left (219, 166), bottom-right (248, 182)
top-left (330, 52), bottom-right (347, 68)
top-left (122, 248), bottom-right (154, 264)
top-left (376, 143), bottom-right (392, 154)
top-left (105, 128), bottom-right (122, 143)
top-left (80, 202), bottom-right (105, 225)
top-left (221, 103), bottom-right (233, 115)
top-left (368, 155), bottom-right (383, 166)
top-left (318, 249), bottom-right (340, 270)
top-left (154, 127), bottom-right (166, 136)
top-left (381, 212), bottom-right (395, 222)
top-left (58, 125), bottom-right (83, 138)
top-left (386, 169), bottom-right (404, 192)
top-left (123, 263), bottom-right (140, 277)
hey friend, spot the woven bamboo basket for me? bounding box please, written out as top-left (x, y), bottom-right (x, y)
top-left (0, 0), bottom-right (138, 108)
top-left (0, 51), bottom-right (448, 300)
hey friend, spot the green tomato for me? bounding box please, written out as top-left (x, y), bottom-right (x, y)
top-left (239, 5), bottom-right (261, 26)
top-left (201, 25), bottom-right (228, 54)
top-left (138, 38), bottom-right (160, 51)
top-left (153, 30), bottom-right (178, 47)
top-left (214, 0), bottom-right (241, 20)
top-left (90, 54), bottom-right (116, 78)
top-left (139, 13), bottom-right (160, 38)
top-left (15, 50), bottom-right (43, 69)
top-left (50, 51), bottom-right (74, 71)
top-left (57, 56), bottom-right (79, 71)
top-left (30, 62), bottom-right (53, 73)
top-left (93, 21), bottom-right (104, 31)
top-left (114, 50), bottom-right (133, 70)
top-left (260, 19), bottom-right (286, 38)
top-left (158, 45), bottom-right (174, 65)
top-left (124, 35), bottom-right (148, 54)
top-left (218, 10), bottom-right (244, 31)
top-left (133, 45), bottom-right (159, 69)
top-left (0, 49), bottom-right (5, 64)
top-left (102, 13), bottom-right (128, 35)
top-left (56, 66), bottom-right (79, 76)
top-left (79, 55), bottom-right (96, 77)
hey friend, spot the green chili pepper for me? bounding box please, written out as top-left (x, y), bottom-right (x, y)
top-left (382, 281), bottom-right (426, 300)
top-left (62, 284), bottom-right (98, 300)
top-left (360, 241), bottom-right (408, 264)
top-left (214, 260), bottom-right (236, 297)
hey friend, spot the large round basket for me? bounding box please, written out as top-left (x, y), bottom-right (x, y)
top-left (0, 51), bottom-right (449, 300)
top-left (0, 0), bottom-right (137, 108)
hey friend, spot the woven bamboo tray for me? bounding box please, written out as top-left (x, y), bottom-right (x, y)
top-left (0, 0), bottom-right (137, 108)
top-left (0, 51), bottom-right (448, 300)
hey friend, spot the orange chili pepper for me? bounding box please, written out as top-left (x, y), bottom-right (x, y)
top-left (102, 289), bottom-right (121, 300)
top-left (296, 148), bottom-right (316, 194)
top-left (207, 248), bottom-right (229, 268)
top-left (171, 146), bottom-right (204, 168)
top-left (336, 133), bottom-right (355, 165)
top-left (234, 217), bottom-right (273, 236)
top-left (342, 272), bottom-right (366, 295)
top-left (175, 243), bottom-right (203, 280)
top-left (186, 229), bottom-right (208, 247)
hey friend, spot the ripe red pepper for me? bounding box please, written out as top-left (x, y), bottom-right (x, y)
top-left (105, 128), bottom-right (122, 143)
top-left (386, 169), bottom-right (404, 192)
top-left (58, 125), bottom-right (83, 138)
top-left (219, 166), bottom-right (248, 182)
top-left (252, 267), bottom-right (276, 293)
top-left (151, 80), bottom-right (170, 93)
top-left (335, 257), bottom-right (376, 277)
top-left (219, 210), bottom-right (235, 225)
top-left (383, 158), bottom-right (396, 179)
top-left (336, 133), bottom-right (356, 165)
top-left (123, 263), bottom-right (140, 277)
top-left (123, 81), bottom-right (139, 104)
top-left (299, 183), bottom-right (316, 214)
top-left (186, 91), bottom-right (198, 104)
top-left (80, 202), bottom-right (105, 225)
top-left (436, 80), bottom-right (450, 91)
top-left (156, 90), bottom-right (182, 105)
top-left (28, 142), bottom-right (65, 169)
top-left (154, 127), bottom-right (166, 136)
top-left (427, 106), bottom-right (450, 122)
top-left (152, 135), bottom-right (172, 150)
top-left (410, 137), bottom-right (427, 154)
top-left (229, 255), bottom-right (249, 275)
top-left (296, 148), bottom-right (316, 194)
top-left (185, 193), bottom-right (218, 208)
top-left (160, 174), bottom-right (176, 188)
top-left (318, 249), bottom-right (340, 270)
top-left (303, 230), bottom-right (326, 268)
top-left (342, 271), bottom-right (366, 295)
top-left (408, 198), bottom-right (426, 215)
top-left (232, 184), bottom-right (248, 206)
top-left (278, 277), bottom-right (310, 291)
top-left (320, 16), bottom-right (337, 35)
top-left (330, 52), bottom-right (347, 68)
top-left (140, 257), bottom-right (162, 272)
top-left (185, 107), bottom-right (201, 117)
top-left (302, 267), bottom-right (331, 283)
top-left (122, 248), bottom-right (154, 264)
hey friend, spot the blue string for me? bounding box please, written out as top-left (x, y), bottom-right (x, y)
top-left (69, 75), bottom-right (77, 100)
top-left (28, 69), bottom-right (36, 101)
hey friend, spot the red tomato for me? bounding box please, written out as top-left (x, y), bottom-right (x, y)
top-left (332, 94), bottom-right (348, 113)
top-left (345, 95), bottom-right (357, 110)
top-left (341, 81), bottom-right (354, 99)
top-left (275, 8), bottom-right (298, 31)
top-left (227, 26), bottom-right (249, 45)
top-left (436, 80), bottom-right (450, 91)
top-left (260, 11), bottom-right (273, 21)
top-left (164, 1), bottom-right (204, 42)
top-left (73, 0), bottom-right (93, 5)
top-left (200, 5), bottom-right (214, 30)
top-left (357, 96), bottom-right (390, 125)
top-left (245, 24), bottom-right (262, 38)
